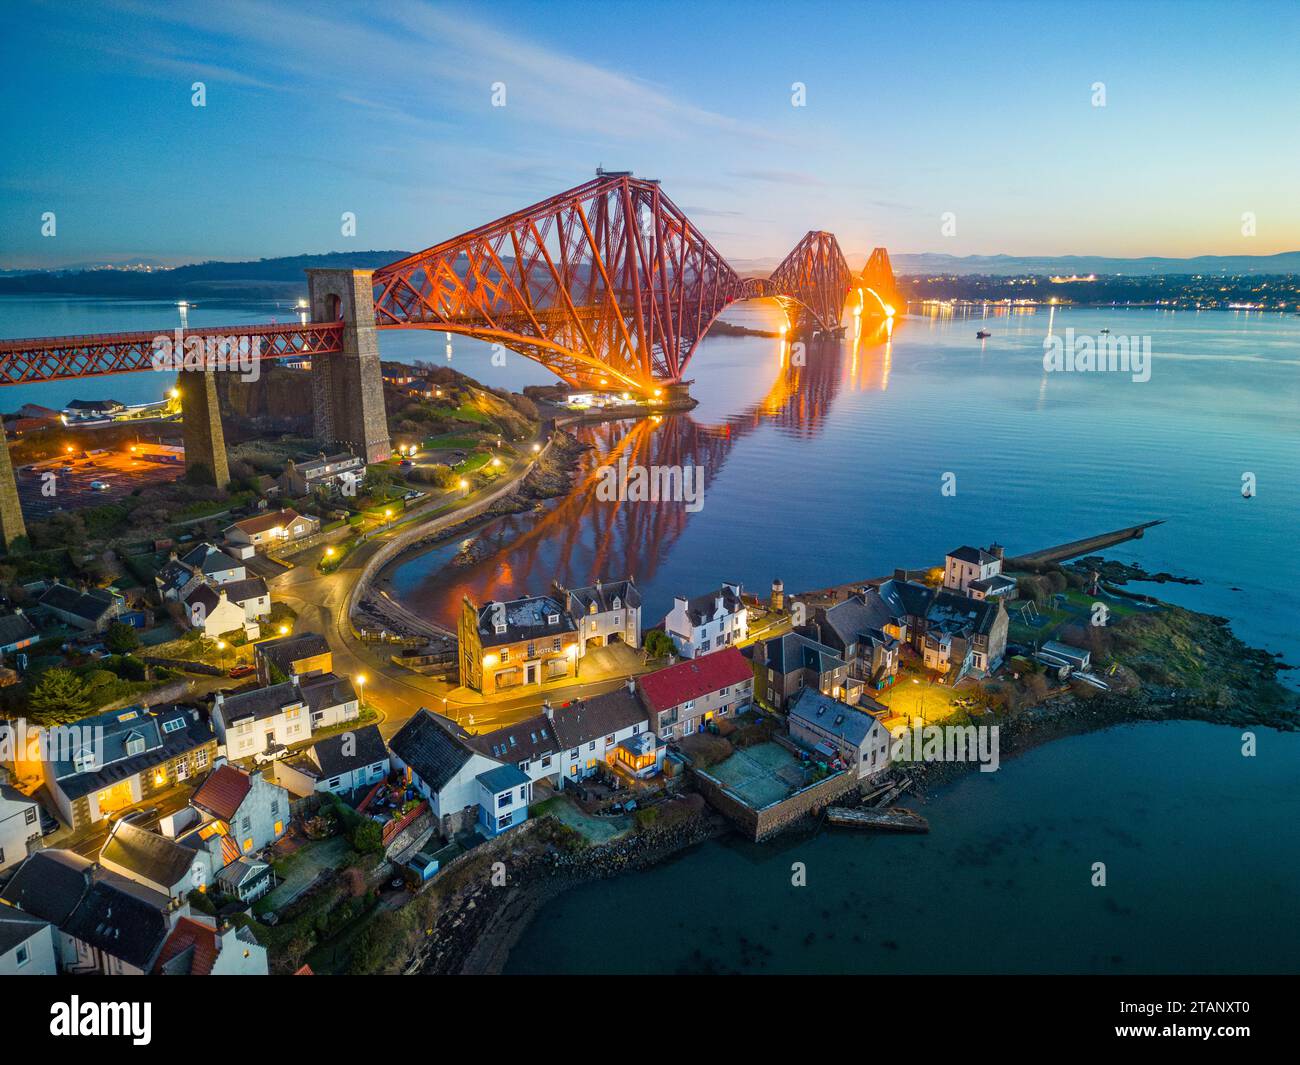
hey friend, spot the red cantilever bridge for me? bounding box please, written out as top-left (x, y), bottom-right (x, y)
top-left (0, 170), bottom-right (902, 546)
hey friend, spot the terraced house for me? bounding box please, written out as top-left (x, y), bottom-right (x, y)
top-left (638, 646), bottom-right (754, 740)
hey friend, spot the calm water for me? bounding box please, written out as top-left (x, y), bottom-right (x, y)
top-left (5, 295), bottom-right (1298, 972)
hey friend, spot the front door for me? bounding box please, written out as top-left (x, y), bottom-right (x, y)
top-left (526, 664), bottom-right (538, 685)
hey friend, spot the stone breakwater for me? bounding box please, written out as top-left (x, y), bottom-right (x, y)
top-left (410, 812), bottom-right (721, 976)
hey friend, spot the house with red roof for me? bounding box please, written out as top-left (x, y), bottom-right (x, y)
top-left (152, 914), bottom-right (267, 975)
top-left (180, 761), bottom-right (288, 866)
top-left (636, 646), bottom-right (754, 740)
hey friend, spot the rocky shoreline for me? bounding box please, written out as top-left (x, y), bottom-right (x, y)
top-left (409, 812), bottom-right (723, 975)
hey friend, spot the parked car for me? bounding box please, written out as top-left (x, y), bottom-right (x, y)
top-left (228, 663), bottom-right (256, 678)
top-left (109, 806), bottom-right (160, 826)
top-left (89, 480), bottom-right (111, 491)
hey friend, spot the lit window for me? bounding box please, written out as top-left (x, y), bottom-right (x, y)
top-left (243, 838), bottom-right (253, 852)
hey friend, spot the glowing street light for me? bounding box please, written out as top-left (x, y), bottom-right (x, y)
top-left (531, 443), bottom-right (541, 453)
top-left (278, 625), bottom-right (289, 635)
top-left (458, 479), bottom-right (468, 491)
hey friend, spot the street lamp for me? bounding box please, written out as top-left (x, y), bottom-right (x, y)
top-left (356, 674), bottom-right (367, 709)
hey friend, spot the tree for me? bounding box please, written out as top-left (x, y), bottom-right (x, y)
top-left (349, 817), bottom-right (383, 855)
top-left (28, 668), bottom-right (94, 722)
top-left (105, 620), bottom-right (141, 655)
top-left (643, 629), bottom-right (675, 658)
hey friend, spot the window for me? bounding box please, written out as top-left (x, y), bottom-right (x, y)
top-left (518, 786), bottom-right (527, 801)
top-left (719, 686), bottom-right (729, 696)
top-left (605, 734), bottom-right (614, 747)
top-left (569, 748), bottom-right (579, 758)
top-left (274, 820), bottom-right (283, 835)
top-left (329, 777), bottom-right (342, 789)
top-left (241, 816), bottom-right (251, 833)
top-left (588, 741), bottom-right (596, 752)
top-left (494, 621), bottom-right (507, 635)
top-left (541, 756), bottom-right (552, 769)
top-left (194, 749), bottom-right (209, 768)
top-left (16, 944), bottom-right (28, 967)
top-left (500, 647), bottom-right (510, 663)
top-left (498, 813), bottom-right (514, 830)
top-left (243, 838), bottom-right (254, 852)
top-left (162, 717), bottom-right (185, 734)
top-left (552, 638), bottom-right (561, 652)
top-left (24, 807), bottom-right (36, 825)
top-left (270, 800), bottom-right (279, 816)
top-left (497, 793), bottom-right (511, 809)
top-left (546, 613), bottom-right (559, 625)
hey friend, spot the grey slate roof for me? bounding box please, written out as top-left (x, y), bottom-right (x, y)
top-left (0, 611), bottom-right (37, 647)
top-left (0, 908), bottom-right (50, 956)
top-left (476, 764), bottom-right (530, 794)
top-left (220, 576), bottom-right (269, 604)
top-left (62, 879), bottom-right (171, 970)
top-left (312, 724), bottom-right (388, 779)
top-left (299, 672), bottom-right (358, 714)
top-left (469, 712), bottom-right (557, 764)
top-left (100, 820), bottom-right (200, 890)
top-left (476, 594), bottom-right (576, 647)
top-left (38, 583), bottom-right (118, 623)
top-left (0, 849), bottom-right (94, 925)
top-left (788, 688), bottom-right (880, 748)
top-left (550, 687), bottom-right (648, 749)
top-left (389, 709), bottom-right (476, 793)
top-left (49, 706), bottom-right (213, 801)
top-left (178, 542), bottom-right (244, 576)
top-left (948, 545), bottom-right (999, 566)
top-left (679, 583), bottom-right (743, 626)
top-left (565, 578), bottom-right (641, 614)
top-left (256, 632), bottom-right (330, 675)
top-left (218, 680), bottom-right (303, 725)
top-left (969, 573), bottom-right (1017, 594)
top-left (760, 632), bottom-right (844, 675)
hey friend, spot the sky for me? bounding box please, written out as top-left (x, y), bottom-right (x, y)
top-left (1, 0), bottom-right (1298, 270)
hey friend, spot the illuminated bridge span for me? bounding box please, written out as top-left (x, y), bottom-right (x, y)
top-left (0, 171), bottom-right (903, 548)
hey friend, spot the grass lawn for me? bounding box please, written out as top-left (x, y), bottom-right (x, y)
top-left (423, 432), bottom-right (483, 449)
top-left (453, 451), bottom-right (492, 474)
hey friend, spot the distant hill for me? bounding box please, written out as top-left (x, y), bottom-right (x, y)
top-left (888, 251), bottom-right (1300, 277)
top-left (0, 252), bottom-right (413, 299)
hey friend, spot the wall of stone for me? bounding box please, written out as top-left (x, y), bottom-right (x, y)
top-left (690, 763), bottom-right (860, 843)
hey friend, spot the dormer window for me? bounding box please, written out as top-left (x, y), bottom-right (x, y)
top-left (612, 597), bottom-right (621, 610)
top-left (494, 622), bottom-right (507, 635)
top-left (73, 747), bottom-right (96, 773)
top-left (123, 731), bottom-right (146, 757)
top-left (546, 613), bottom-right (560, 626)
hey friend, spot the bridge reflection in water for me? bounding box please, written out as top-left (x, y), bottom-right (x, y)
top-left (398, 316), bottom-right (899, 627)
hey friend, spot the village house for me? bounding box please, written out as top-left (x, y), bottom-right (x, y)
top-left (638, 646), bottom-right (754, 740)
top-left (215, 856), bottom-right (273, 904)
top-left (155, 543), bottom-right (247, 601)
top-left (0, 849), bottom-right (98, 971)
top-left (750, 631), bottom-right (856, 710)
top-left (185, 762), bottom-right (289, 860)
top-left (556, 576), bottom-right (642, 652)
top-left (273, 723), bottom-right (389, 798)
top-left (223, 508), bottom-right (319, 555)
top-left (465, 683), bottom-right (657, 789)
top-left (0, 908), bottom-right (57, 975)
top-left (787, 688), bottom-right (893, 780)
top-left (918, 590), bottom-right (1009, 678)
top-left (278, 451), bottom-right (365, 497)
top-left (211, 682), bottom-right (309, 761)
top-left (458, 593), bottom-right (581, 694)
top-left (60, 878), bottom-right (177, 975)
top-left (152, 914), bottom-right (267, 975)
top-left (944, 544), bottom-right (1017, 599)
top-left (0, 780), bottom-right (41, 873)
top-left (388, 709), bottom-right (528, 837)
top-left (98, 819), bottom-right (212, 902)
top-left (43, 705), bottom-right (217, 830)
top-left (36, 583), bottom-right (126, 632)
top-left (0, 609), bottom-right (39, 657)
top-left (255, 631), bottom-right (332, 685)
top-left (662, 581), bottom-right (748, 659)
top-left (181, 583), bottom-right (261, 640)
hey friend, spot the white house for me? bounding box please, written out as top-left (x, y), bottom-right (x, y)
top-left (662, 581), bottom-right (748, 659)
top-left (182, 584), bottom-right (256, 640)
top-left (153, 914), bottom-right (268, 975)
top-left (0, 782), bottom-right (41, 874)
top-left (185, 762), bottom-right (289, 859)
top-left (0, 909), bottom-right (57, 975)
top-left (388, 709), bottom-right (517, 837)
top-left (272, 723), bottom-right (389, 798)
top-left (943, 544), bottom-right (1012, 596)
top-left (559, 577), bottom-right (642, 652)
top-left (220, 577), bottom-right (272, 624)
top-left (98, 819), bottom-right (212, 903)
top-left (212, 680), bottom-right (310, 760)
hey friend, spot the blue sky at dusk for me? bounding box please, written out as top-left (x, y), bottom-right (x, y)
top-left (2, 0), bottom-right (1297, 269)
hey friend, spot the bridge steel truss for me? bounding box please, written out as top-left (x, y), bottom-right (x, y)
top-left (371, 173), bottom-right (748, 392)
top-left (0, 321), bottom-right (345, 386)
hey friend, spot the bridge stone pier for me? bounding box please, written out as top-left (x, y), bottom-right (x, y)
top-left (177, 368), bottom-right (231, 489)
top-left (307, 269), bottom-right (391, 463)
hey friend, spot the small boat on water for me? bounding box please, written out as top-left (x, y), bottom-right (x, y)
top-left (976, 329), bottom-right (992, 339)
top-left (826, 805), bottom-right (930, 833)
top-left (1100, 327), bottom-right (1111, 334)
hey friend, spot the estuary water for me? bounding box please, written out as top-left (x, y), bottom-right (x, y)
top-left (4, 295), bottom-right (1298, 973)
